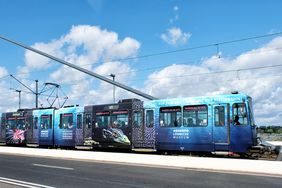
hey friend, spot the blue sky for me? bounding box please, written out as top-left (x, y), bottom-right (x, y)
top-left (1, 0), bottom-right (282, 126)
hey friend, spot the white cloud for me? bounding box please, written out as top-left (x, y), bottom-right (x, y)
top-left (62, 25), bottom-right (140, 62)
top-left (173, 6), bottom-right (179, 11)
top-left (144, 36), bottom-right (282, 126)
top-left (23, 25), bottom-right (141, 107)
top-left (82, 61), bottom-right (136, 105)
top-left (161, 27), bottom-right (191, 46)
top-left (94, 61), bottom-right (135, 81)
top-left (24, 25), bottom-right (141, 72)
top-left (0, 78), bottom-right (35, 112)
top-left (0, 66), bottom-right (8, 77)
top-left (24, 39), bottom-right (65, 70)
top-left (0, 25), bottom-right (141, 110)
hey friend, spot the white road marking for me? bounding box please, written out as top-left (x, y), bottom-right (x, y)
top-left (0, 177), bottom-right (55, 188)
top-left (32, 163), bottom-right (74, 170)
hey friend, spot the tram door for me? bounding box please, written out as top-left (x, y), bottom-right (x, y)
top-left (27, 115), bottom-right (39, 145)
top-left (0, 116), bottom-right (5, 143)
top-left (75, 113), bottom-right (84, 145)
top-left (132, 109), bottom-right (155, 149)
top-left (83, 113), bottom-right (93, 144)
top-left (213, 104), bottom-right (230, 151)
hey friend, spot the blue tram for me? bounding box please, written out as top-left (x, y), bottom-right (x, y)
top-left (143, 93), bottom-right (256, 153)
top-left (0, 93), bottom-right (257, 154)
top-left (54, 106), bottom-right (84, 147)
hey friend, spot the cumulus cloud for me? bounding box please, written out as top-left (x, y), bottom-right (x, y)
top-left (0, 25), bottom-right (141, 109)
top-left (144, 37), bottom-right (282, 126)
top-left (0, 66), bottom-right (8, 77)
top-left (24, 39), bottom-right (65, 70)
top-left (20, 25), bottom-right (140, 89)
top-left (23, 25), bottom-right (141, 107)
top-left (24, 25), bottom-right (140, 72)
top-left (161, 27), bottom-right (191, 46)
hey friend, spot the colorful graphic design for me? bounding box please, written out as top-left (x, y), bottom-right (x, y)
top-left (102, 128), bottom-right (130, 145)
top-left (7, 129), bottom-right (26, 144)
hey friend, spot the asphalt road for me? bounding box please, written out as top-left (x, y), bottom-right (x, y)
top-left (0, 154), bottom-right (281, 188)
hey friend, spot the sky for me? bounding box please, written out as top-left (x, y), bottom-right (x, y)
top-left (1, 0), bottom-right (282, 126)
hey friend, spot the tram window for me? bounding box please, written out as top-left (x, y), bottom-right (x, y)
top-left (17, 118), bottom-right (26, 129)
top-left (34, 117), bottom-right (38, 129)
top-left (86, 113), bottom-right (92, 129)
top-left (40, 115), bottom-right (52, 129)
top-left (7, 118), bottom-right (16, 129)
top-left (77, 114), bottom-right (82, 129)
top-left (214, 106), bottom-right (225, 126)
top-left (111, 110), bottom-right (128, 128)
top-left (146, 110), bottom-right (154, 128)
top-left (60, 113), bottom-right (73, 129)
top-left (248, 98), bottom-right (255, 127)
top-left (183, 105), bottom-right (208, 127)
top-left (160, 107), bottom-right (181, 127)
top-left (133, 111), bottom-right (141, 128)
top-left (233, 103), bottom-right (248, 126)
top-left (95, 112), bottom-right (110, 128)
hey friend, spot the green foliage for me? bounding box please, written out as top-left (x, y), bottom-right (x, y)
top-left (257, 126), bottom-right (282, 134)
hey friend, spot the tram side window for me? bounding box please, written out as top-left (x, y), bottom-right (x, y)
top-left (233, 103), bottom-right (248, 126)
top-left (17, 118), bottom-right (26, 129)
top-left (146, 110), bottom-right (154, 128)
top-left (7, 118), bottom-right (16, 129)
top-left (248, 98), bottom-right (255, 127)
top-left (160, 107), bottom-right (181, 127)
top-left (111, 111), bottom-right (129, 128)
top-left (40, 115), bottom-right (52, 129)
top-left (214, 106), bottom-right (225, 126)
top-left (77, 114), bottom-right (82, 129)
top-left (183, 105), bottom-right (208, 127)
top-left (95, 112), bottom-right (110, 128)
top-left (133, 111), bottom-right (141, 128)
top-left (60, 113), bottom-right (73, 129)
top-left (86, 113), bottom-right (92, 129)
top-left (34, 117), bottom-right (38, 129)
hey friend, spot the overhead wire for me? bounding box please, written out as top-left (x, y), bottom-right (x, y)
top-left (2, 31), bottom-right (282, 103)
top-left (52, 59), bottom-right (282, 86)
top-left (7, 44), bottom-right (282, 89)
top-left (6, 31), bottom-right (282, 77)
top-left (95, 31), bottom-right (282, 62)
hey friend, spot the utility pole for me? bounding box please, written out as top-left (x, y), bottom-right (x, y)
top-left (35, 80), bottom-right (38, 108)
top-left (10, 75), bottom-right (39, 108)
top-left (109, 74), bottom-right (115, 103)
top-left (15, 90), bottom-right (21, 109)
